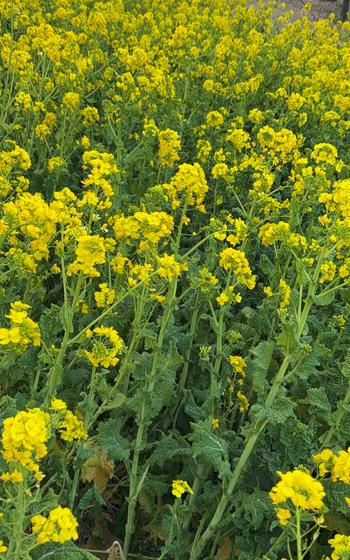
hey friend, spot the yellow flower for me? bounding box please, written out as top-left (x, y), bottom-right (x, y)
top-left (264, 286), bottom-right (273, 297)
top-left (68, 234), bottom-right (107, 278)
top-left (217, 292), bottom-right (229, 306)
top-left (237, 391), bottom-right (249, 412)
top-left (270, 469), bottom-right (325, 511)
top-left (212, 418), bottom-right (219, 429)
top-left (279, 279), bottom-right (291, 310)
top-left (162, 163), bottom-right (208, 211)
top-left (329, 534), bottom-right (350, 560)
top-left (32, 507), bottom-right (78, 544)
top-left (276, 508), bottom-right (291, 526)
top-left (157, 254), bottom-right (185, 281)
top-left (84, 326), bottom-right (123, 369)
top-left (94, 283), bottom-right (116, 308)
top-left (259, 222), bottom-right (290, 246)
top-left (172, 480), bottom-right (193, 498)
top-left (311, 143), bottom-right (338, 166)
top-left (319, 262), bottom-right (336, 284)
top-left (50, 398), bottom-right (67, 412)
top-left (62, 92), bottom-right (80, 111)
top-left (81, 106), bottom-right (100, 126)
top-left (158, 128), bottom-right (181, 167)
top-left (0, 541), bottom-right (7, 554)
top-left (219, 248), bottom-right (256, 289)
top-left (2, 408), bottom-right (49, 476)
top-left (48, 156), bottom-right (65, 173)
top-left (1, 469), bottom-right (24, 483)
top-left (59, 410), bottom-right (87, 442)
top-left (206, 111), bottom-right (224, 128)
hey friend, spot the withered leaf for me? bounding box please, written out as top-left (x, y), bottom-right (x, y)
top-left (215, 537), bottom-right (233, 560)
top-left (81, 451), bottom-right (114, 492)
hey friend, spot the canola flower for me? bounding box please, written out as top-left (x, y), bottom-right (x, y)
top-left (84, 326), bottom-right (124, 368)
top-left (0, 301), bottom-right (40, 349)
top-left (2, 0), bottom-right (350, 557)
top-left (1, 408), bottom-right (49, 478)
top-left (313, 448), bottom-right (350, 483)
top-left (329, 534), bottom-right (350, 560)
top-left (172, 480), bottom-right (193, 498)
top-left (31, 507), bottom-right (78, 544)
top-left (269, 469), bottom-right (325, 511)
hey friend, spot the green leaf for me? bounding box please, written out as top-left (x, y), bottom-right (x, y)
top-left (312, 291), bottom-right (336, 306)
top-left (96, 419), bottom-right (130, 462)
top-left (150, 433), bottom-right (192, 467)
top-left (34, 543), bottom-right (99, 559)
top-left (78, 486), bottom-right (105, 511)
top-left (307, 387), bottom-right (331, 413)
top-left (277, 323), bottom-right (299, 354)
top-left (251, 394), bottom-right (295, 426)
top-left (190, 421), bottom-right (230, 479)
top-left (184, 390), bottom-right (204, 421)
top-left (249, 341), bottom-right (274, 398)
top-left (293, 347), bottom-right (320, 381)
top-left (341, 349), bottom-right (350, 380)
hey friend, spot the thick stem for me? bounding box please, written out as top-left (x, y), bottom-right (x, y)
top-left (124, 281), bottom-right (178, 556)
top-left (190, 418), bottom-right (267, 560)
top-left (295, 508), bottom-right (303, 560)
top-left (189, 290), bottom-right (313, 559)
top-left (11, 486), bottom-right (26, 560)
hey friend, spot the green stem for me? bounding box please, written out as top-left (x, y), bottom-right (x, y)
top-left (69, 467), bottom-right (81, 511)
top-left (190, 419), bottom-right (267, 560)
top-left (295, 508), bottom-right (303, 560)
top-left (189, 284), bottom-right (315, 559)
top-left (124, 281), bottom-right (178, 556)
top-left (11, 485), bottom-right (26, 560)
top-left (123, 201), bottom-right (188, 552)
top-left (85, 366), bottom-right (97, 429)
top-left (320, 378), bottom-right (350, 448)
top-left (91, 291), bottom-right (147, 428)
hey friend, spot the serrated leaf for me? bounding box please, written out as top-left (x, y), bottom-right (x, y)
top-left (96, 420), bottom-right (130, 462)
top-left (342, 349), bottom-right (350, 380)
top-left (81, 451), bottom-right (114, 491)
top-left (150, 433), bottom-right (192, 467)
top-left (36, 543), bottom-right (99, 559)
top-left (307, 387), bottom-right (331, 413)
top-left (251, 395), bottom-right (294, 425)
top-left (277, 323), bottom-right (299, 354)
top-left (78, 486), bottom-right (106, 511)
top-left (184, 390), bottom-right (204, 421)
top-left (191, 421), bottom-right (230, 479)
top-left (293, 348), bottom-right (320, 381)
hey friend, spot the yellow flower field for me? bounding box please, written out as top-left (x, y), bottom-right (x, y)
top-left (1, 0), bottom-right (350, 558)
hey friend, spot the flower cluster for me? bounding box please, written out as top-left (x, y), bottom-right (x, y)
top-left (0, 301), bottom-right (40, 349)
top-left (219, 248), bottom-right (256, 289)
top-left (31, 506), bottom-right (78, 544)
top-left (172, 480), bottom-right (193, 498)
top-left (269, 469), bottom-right (325, 512)
top-left (84, 326), bottom-right (124, 368)
top-left (1, 408), bottom-right (49, 478)
top-left (313, 447), bottom-right (350, 483)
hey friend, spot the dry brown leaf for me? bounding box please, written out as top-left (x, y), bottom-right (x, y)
top-left (106, 540), bottom-right (125, 560)
top-left (81, 451), bottom-right (114, 491)
top-left (214, 537), bottom-right (233, 560)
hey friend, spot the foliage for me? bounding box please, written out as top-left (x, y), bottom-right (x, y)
top-left (0, 0), bottom-right (350, 559)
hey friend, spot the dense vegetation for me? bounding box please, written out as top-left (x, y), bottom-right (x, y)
top-left (1, 1), bottom-right (350, 558)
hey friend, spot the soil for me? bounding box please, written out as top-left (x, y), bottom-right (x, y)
top-left (249, 0), bottom-right (344, 21)
top-left (279, 0), bottom-right (343, 20)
